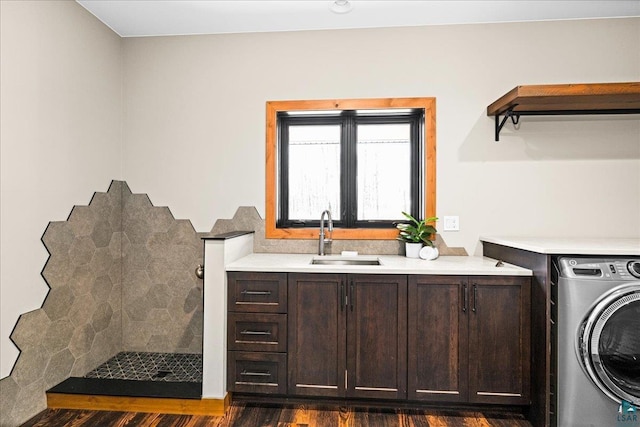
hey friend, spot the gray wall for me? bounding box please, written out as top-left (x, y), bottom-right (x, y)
top-left (1, 0), bottom-right (123, 380)
top-left (122, 18), bottom-right (640, 250)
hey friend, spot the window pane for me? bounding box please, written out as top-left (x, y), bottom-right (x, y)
top-left (288, 125), bottom-right (341, 220)
top-left (357, 124), bottom-right (411, 221)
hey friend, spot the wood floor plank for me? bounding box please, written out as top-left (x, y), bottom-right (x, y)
top-left (429, 410), bottom-right (474, 427)
top-left (461, 412), bottom-right (493, 427)
top-left (277, 404), bottom-right (311, 425)
top-left (306, 405), bottom-right (340, 427)
top-left (402, 408), bottom-right (431, 427)
top-left (119, 411), bottom-right (154, 426)
top-left (107, 411), bottom-right (140, 427)
top-left (153, 413), bottom-right (192, 427)
top-left (425, 413), bottom-right (448, 427)
top-left (359, 408), bottom-right (403, 427)
top-left (20, 402), bottom-right (532, 427)
top-left (75, 410), bottom-right (120, 427)
top-left (231, 403), bottom-right (280, 427)
top-left (396, 411), bottom-right (417, 427)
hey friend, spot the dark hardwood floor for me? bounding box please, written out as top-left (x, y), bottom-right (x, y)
top-left (22, 402), bottom-right (532, 426)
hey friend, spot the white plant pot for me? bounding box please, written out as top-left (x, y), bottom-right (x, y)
top-left (405, 242), bottom-right (423, 258)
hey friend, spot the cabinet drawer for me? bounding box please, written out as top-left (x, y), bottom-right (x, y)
top-left (228, 313), bottom-right (287, 352)
top-left (228, 352), bottom-right (287, 395)
top-left (228, 272), bottom-right (287, 313)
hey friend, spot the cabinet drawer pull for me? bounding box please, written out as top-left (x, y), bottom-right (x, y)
top-left (239, 330), bottom-right (271, 336)
top-left (241, 290), bottom-right (272, 296)
top-left (350, 281), bottom-right (354, 311)
top-left (340, 281), bottom-right (345, 311)
top-left (472, 284), bottom-right (477, 312)
top-left (240, 370), bottom-right (271, 377)
top-left (462, 283), bottom-right (468, 313)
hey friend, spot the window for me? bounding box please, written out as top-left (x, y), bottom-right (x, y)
top-left (266, 98), bottom-right (436, 240)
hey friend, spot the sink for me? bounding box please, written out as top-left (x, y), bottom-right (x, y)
top-left (311, 256), bottom-right (381, 266)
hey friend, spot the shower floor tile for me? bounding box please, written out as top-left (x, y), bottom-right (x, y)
top-left (84, 352), bottom-right (202, 383)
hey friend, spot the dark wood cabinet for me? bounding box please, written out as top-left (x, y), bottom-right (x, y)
top-left (227, 272), bottom-right (288, 395)
top-left (482, 241), bottom-right (553, 427)
top-left (347, 274), bottom-right (407, 400)
top-left (408, 275), bottom-right (468, 402)
top-left (227, 270), bottom-right (530, 410)
top-left (288, 273), bottom-right (407, 399)
top-left (468, 276), bottom-right (531, 405)
top-left (287, 273), bottom-right (346, 397)
top-left (408, 275), bottom-right (530, 405)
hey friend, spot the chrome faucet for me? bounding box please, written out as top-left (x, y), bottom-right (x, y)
top-left (318, 210), bottom-right (333, 256)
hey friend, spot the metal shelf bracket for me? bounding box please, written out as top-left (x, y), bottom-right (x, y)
top-left (494, 108), bottom-right (520, 141)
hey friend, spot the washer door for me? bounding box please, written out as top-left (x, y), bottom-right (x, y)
top-left (579, 284), bottom-right (640, 405)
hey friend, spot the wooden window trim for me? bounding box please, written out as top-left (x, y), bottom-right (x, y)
top-left (266, 97), bottom-right (436, 240)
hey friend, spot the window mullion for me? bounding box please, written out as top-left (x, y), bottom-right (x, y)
top-left (342, 113), bottom-right (357, 228)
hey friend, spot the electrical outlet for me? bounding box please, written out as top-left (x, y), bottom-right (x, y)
top-left (443, 216), bottom-right (460, 231)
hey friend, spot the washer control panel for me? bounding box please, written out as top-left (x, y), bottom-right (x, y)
top-left (558, 257), bottom-right (640, 281)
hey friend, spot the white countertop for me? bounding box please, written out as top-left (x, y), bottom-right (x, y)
top-left (225, 253), bottom-right (532, 276)
top-left (481, 236), bottom-right (640, 256)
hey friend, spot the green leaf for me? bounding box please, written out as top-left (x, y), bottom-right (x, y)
top-left (395, 212), bottom-right (438, 244)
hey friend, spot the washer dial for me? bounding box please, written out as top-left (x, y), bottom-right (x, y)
top-left (627, 261), bottom-right (640, 278)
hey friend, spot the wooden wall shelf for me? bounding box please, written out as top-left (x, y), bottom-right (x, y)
top-left (487, 82), bottom-right (640, 141)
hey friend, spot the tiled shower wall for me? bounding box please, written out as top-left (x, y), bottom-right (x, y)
top-left (0, 181), bottom-right (203, 427)
top-left (121, 188), bottom-right (203, 353)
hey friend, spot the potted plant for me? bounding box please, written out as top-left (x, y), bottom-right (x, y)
top-left (396, 212), bottom-right (438, 258)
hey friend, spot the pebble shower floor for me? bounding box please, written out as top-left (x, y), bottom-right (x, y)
top-left (84, 352), bottom-right (203, 382)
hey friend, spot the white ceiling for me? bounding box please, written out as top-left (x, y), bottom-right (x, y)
top-left (76, 0), bottom-right (640, 38)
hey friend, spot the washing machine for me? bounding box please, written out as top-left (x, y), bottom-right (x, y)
top-left (556, 256), bottom-right (640, 427)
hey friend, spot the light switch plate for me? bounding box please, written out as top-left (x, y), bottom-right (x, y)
top-left (443, 216), bottom-right (460, 231)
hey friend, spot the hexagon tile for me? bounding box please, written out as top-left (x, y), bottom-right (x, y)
top-left (121, 185), bottom-right (203, 354)
top-left (1, 180), bottom-right (205, 427)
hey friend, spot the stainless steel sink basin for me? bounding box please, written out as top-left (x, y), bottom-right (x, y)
top-left (310, 257), bottom-right (381, 266)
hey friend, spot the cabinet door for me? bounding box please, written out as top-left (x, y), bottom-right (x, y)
top-left (346, 274), bottom-right (407, 400)
top-left (407, 275), bottom-right (468, 402)
top-left (288, 273), bottom-right (346, 397)
top-left (468, 276), bottom-right (531, 405)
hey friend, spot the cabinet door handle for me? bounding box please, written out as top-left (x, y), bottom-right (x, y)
top-left (472, 284), bottom-right (477, 312)
top-left (240, 330), bottom-right (271, 336)
top-left (350, 281), bottom-right (354, 311)
top-left (240, 370), bottom-right (271, 377)
top-left (340, 281), bottom-right (345, 311)
top-left (462, 283), bottom-right (468, 313)
top-left (241, 290), bottom-right (271, 296)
